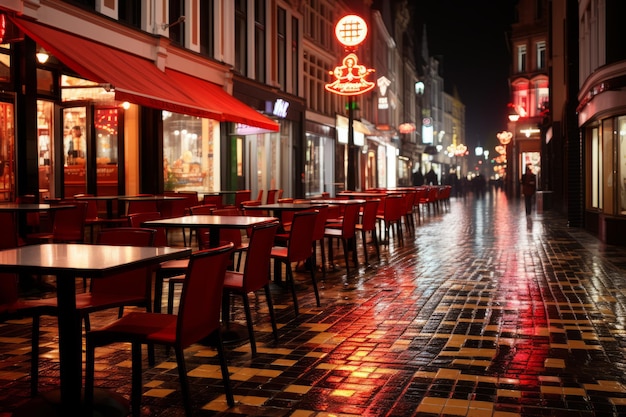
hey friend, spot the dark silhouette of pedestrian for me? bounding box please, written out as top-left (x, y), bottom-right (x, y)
top-left (412, 169), bottom-right (424, 186)
top-left (521, 164), bottom-right (537, 215)
top-left (425, 168), bottom-right (437, 185)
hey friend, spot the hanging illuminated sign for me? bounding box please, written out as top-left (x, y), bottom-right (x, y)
top-left (325, 53), bottom-right (375, 96)
top-left (335, 15), bottom-right (368, 48)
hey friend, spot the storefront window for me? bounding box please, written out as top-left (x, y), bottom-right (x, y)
top-left (590, 127), bottom-right (601, 209)
top-left (0, 49), bottom-right (10, 84)
top-left (163, 112), bottom-right (219, 193)
top-left (619, 117), bottom-right (626, 213)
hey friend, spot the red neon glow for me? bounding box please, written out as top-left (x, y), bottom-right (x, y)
top-left (325, 53), bottom-right (375, 96)
top-left (335, 15), bottom-right (368, 48)
top-left (0, 15), bottom-right (5, 44)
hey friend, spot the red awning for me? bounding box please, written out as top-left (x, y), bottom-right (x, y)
top-left (166, 69), bottom-right (279, 131)
top-left (10, 16), bottom-right (279, 131)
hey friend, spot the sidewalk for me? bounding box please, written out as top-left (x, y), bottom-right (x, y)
top-left (2, 189), bottom-right (626, 416)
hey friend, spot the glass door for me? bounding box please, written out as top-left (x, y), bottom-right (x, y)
top-left (94, 107), bottom-right (121, 197)
top-left (62, 105), bottom-right (88, 198)
top-left (60, 104), bottom-right (122, 206)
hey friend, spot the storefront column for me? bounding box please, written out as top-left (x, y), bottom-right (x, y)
top-left (14, 37), bottom-right (40, 199)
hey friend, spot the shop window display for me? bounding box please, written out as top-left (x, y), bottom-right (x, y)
top-left (163, 112), bottom-right (217, 192)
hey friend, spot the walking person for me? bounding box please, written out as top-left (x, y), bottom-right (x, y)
top-left (521, 164), bottom-right (537, 215)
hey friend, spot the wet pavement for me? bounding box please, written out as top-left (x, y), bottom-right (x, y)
top-left (2, 189), bottom-right (626, 416)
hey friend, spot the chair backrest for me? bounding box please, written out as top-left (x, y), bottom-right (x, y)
top-left (159, 191), bottom-right (187, 219)
top-left (202, 194), bottom-right (223, 209)
top-left (0, 273), bottom-right (19, 307)
top-left (266, 189), bottom-right (278, 204)
top-left (74, 194), bottom-right (99, 220)
top-left (360, 199), bottom-right (380, 232)
top-left (178, 190), bottom-right (199, 207)
top-left (381, 194), bottom-right (403, 221)
top-left (177, 243), bottom-right (234, 347)
top-left (16, 195), bottom-right (40, 229)
top-left (311, 205), bottom-right (329, 241)
top-left (339, 202), bottom-right (361, 239)
top-left (403, 191), bottom-right (417, 213)
top-left (91, 227), bottom-right (156, 296)
top-left (286, 210), bottom-right (318, 262)
top-left (127, 211), bottom-right (168, 246)
top-left (234, 190), bottom-right (252, 208)
top-left (189, 204), bottom-right (215, 215)
top-left (200, 208), bottom-right (242, 248)
top-left (52, 200), bottom-right (88, 242)
top-left (126, 195), bottom-right (158, 215)
top-left (0, 212), bottom-right (18, 250)
top-left (255, 190), bottom-right (264, 202)
top-left (241, 222), bottom-right (279, 292)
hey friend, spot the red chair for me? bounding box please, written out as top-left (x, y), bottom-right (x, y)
top-left (26, 199), bottom-right (89, 244)
top-left (355, 198), bottom-right (381, 263)
top-left (0, 211), bottom-right (20, 249)
top-left (74, 194), bottom-right (127, 242)
top-left (160, 207), bottom-right (245, 314)
top-left (402, 190), bottom-right (417, 233)
top-left (270, 210), bottom-right (319, 316)
top-left (84, 243), bottom-right (236, 416)
top-left (202, 193), bottom-right (223, 209)
top-left (324, 202), bottom-right (361, 274)
top-left (266, 189), bottom-right (279, 204)
top-left (223, 221), bottom-right (279, 355)
top-left (227, 189), bottom-right (251, 211)
top-left (376, 194), bottom-right (404, 244)
top-left (413, 187), bottom-right (428, 224)
top-left (126, 194), bottom-right (158, 215)
top-left (162, 192), bottom-right (191, 245)
top-left (254, 189), bottom-right (264, 203)
top-left (8, 227), bottom-right (156, 396)
top-left (127, 211), bottom-right (168, 246)
top-left (16, 194), bottom-right (41, 234)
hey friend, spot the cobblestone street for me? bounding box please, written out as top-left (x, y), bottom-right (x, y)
top-left (2, 190), bottom-right (626, 416)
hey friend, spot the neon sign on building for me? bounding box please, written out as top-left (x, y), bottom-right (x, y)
top-left (325, 15), bottom-right (375, 97)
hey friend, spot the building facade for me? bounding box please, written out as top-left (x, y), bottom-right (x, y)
top-left (0, 0), bottom-right (457, 208)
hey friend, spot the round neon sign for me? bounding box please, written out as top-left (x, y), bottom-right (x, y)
top-left (335, 15), bottom-right (368, 48)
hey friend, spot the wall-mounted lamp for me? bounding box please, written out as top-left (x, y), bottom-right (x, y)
top-left (162, 16), bottom-right (185, 30)
top-left (36, 48), bottom-right (49, 64)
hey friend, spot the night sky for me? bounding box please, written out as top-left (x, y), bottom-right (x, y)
top-left (411, 0), bottom-right (519, 152)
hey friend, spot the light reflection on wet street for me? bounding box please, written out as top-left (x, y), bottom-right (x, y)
top-left (2, 189), bottom-right (626, 416)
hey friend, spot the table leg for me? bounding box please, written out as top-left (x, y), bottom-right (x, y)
top-left (208, 226), bottom-right (220, 248)
top-left (55, 275), bottom-right (83, 412)
top-left (12, 274), bottom-right (130, 417)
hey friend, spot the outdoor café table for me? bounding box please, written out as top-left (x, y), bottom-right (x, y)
top-left (242, 202), bottom-right (326, 230)
top-left (336, 192), bottom-right (388, 199)
top-left (141, 214), bottom-right (278, 248)
top-left (0, 243), bottom-right (191, 417)
top-left (74, 194), bottom-right (121, 219)
top-left (0, 202), bottom-right (75, 239)
top-left (117, 194), bottom-right (186, 215)
top-left (309, 198), bottom-right (366, 205)
top-left (141, 215), bottom-right (277, 344)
